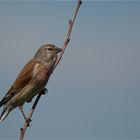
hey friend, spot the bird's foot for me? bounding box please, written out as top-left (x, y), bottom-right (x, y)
top-left (41, 88), bottom-right (48, 95)
top-left (26, 118), bottom-right (32, 127)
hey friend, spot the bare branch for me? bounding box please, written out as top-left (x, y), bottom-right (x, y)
top-left (19, 1), bottom-right (82, 140)
top-left (54, 0), bottom-right (82, 69)
top-left (19, 89), bottom-right (47, 140)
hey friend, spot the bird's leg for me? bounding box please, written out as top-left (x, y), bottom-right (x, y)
top-left (19, 106), bottom-right (31, 126)
top-left (18, 106), bottom-right (27, 121)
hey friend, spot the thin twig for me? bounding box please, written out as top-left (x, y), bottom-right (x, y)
top-left (54, 0), bottom-right (82, 69)
top-left (19, 1), bottom-right (82, 140)
top-left (19, 89), bottom-right (47, 140)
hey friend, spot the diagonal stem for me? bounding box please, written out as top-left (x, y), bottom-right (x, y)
top-left (54, 0), bottom-right (82, 69)
top-left (19, 1), bottom-right (82, 140)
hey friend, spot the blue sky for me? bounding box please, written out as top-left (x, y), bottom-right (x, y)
top-left (0, 1), bottom-right (140, 139)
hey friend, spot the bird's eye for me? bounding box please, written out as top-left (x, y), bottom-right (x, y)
top-left (47, 48), bottom-right (52, 51)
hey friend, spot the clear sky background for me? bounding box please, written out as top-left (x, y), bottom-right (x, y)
top-left (0, 1), bottom-right (140, 139)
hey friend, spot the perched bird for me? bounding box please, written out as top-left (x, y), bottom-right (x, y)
top-left (0, 44), bottom-right (62, 123)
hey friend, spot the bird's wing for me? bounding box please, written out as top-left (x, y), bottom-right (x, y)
top-left (0, 59), bottom-right (40, 107)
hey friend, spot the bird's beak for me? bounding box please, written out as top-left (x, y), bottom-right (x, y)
top-left (55, 47), bottom-right (62, 53)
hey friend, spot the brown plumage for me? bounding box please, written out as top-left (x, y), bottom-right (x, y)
top-left (0, 44), bottom-right (62, 122)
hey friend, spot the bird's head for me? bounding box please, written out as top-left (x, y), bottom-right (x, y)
top-left (34, 44), bottom-right (62, 62)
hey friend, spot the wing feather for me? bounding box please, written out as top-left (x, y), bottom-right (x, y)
top-left (0, 59), bottom-right (40, 107)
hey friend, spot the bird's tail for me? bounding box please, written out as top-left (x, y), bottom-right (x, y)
top-left (0, 106), bottom-right (12, 123)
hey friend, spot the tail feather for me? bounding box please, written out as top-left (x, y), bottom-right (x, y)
top-left (0, 96), bottom-right (11, 107)
top-left (0, 107), bottom-right (11, 123)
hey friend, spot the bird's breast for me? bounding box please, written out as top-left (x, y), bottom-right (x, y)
top-left (33, 63), bottom-right (53, 83)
